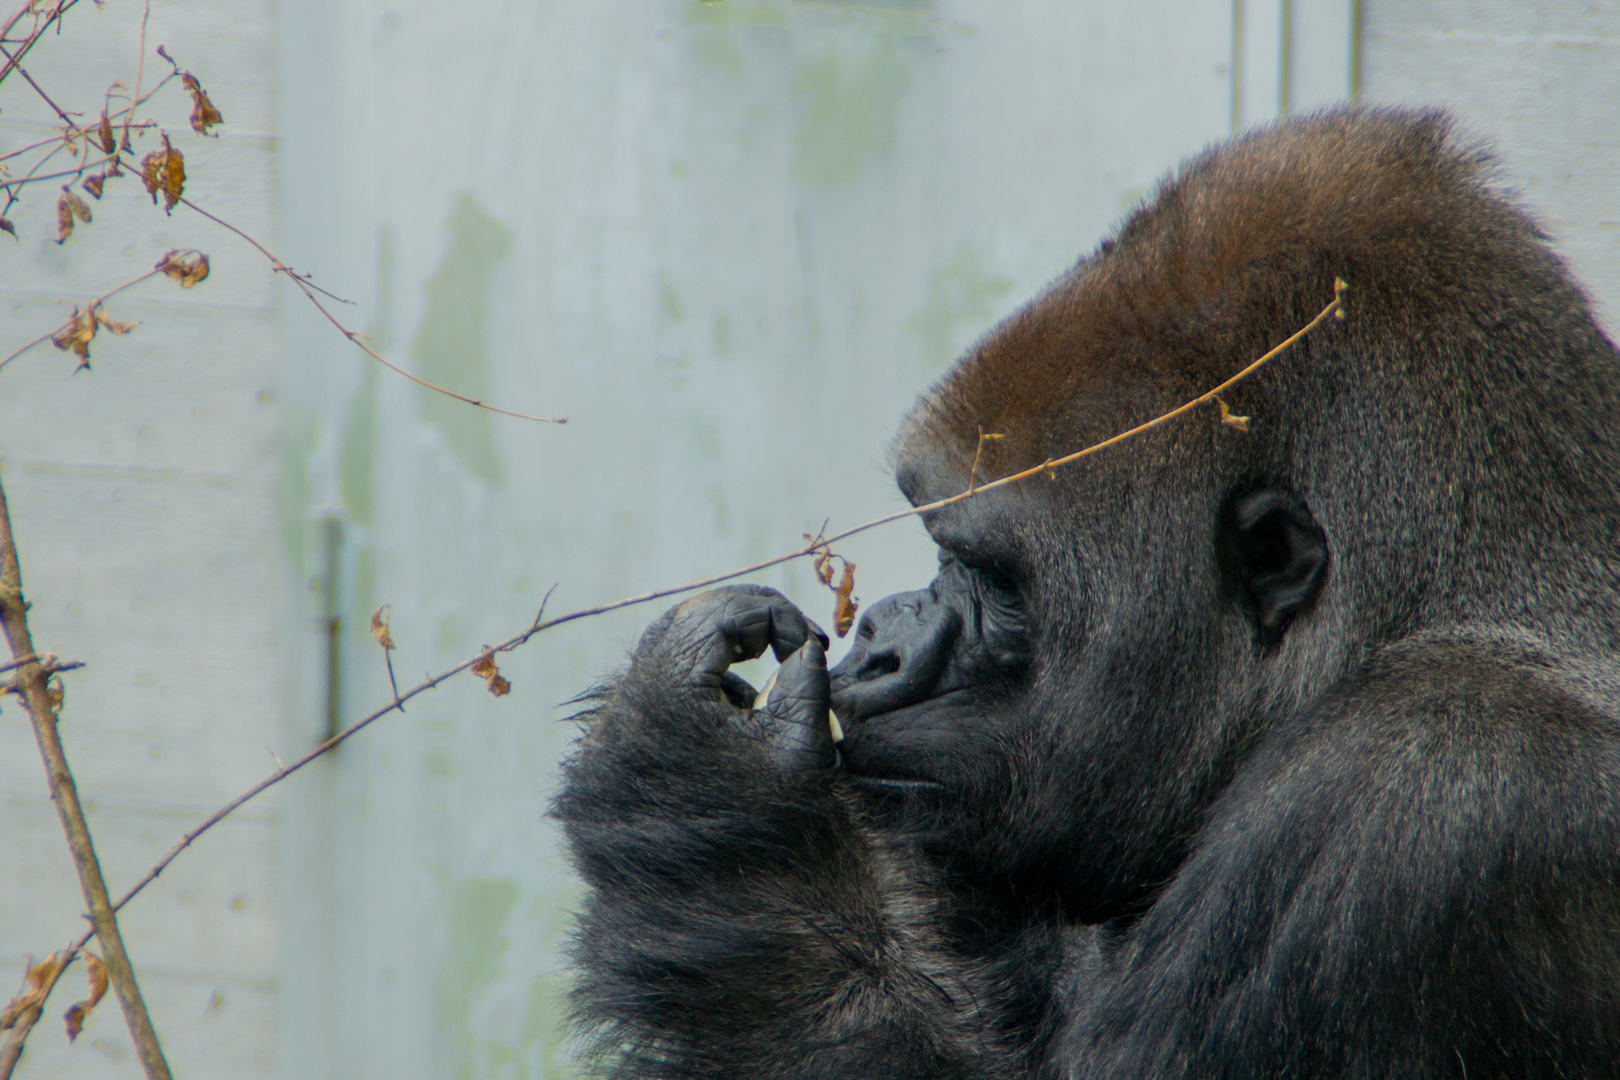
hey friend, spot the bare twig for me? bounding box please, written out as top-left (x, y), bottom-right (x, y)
top-left (966, 425), bottom-right (1004, 493)
top-left (177, 197), bottom-right (568, 424)
top-left (84, 284), bottom-right (1346, 941)
top-left (0, 40), bottom-right (75, 125)
top-left (121, 0), bottom-right (149, 152)
top-left (0, 472), bottom-right (172, 1080)
top-left (0, 0), bottom-right (82, 91)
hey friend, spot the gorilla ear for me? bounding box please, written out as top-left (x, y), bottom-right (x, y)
top-left (1218, 489), bottom-right (1329, 646)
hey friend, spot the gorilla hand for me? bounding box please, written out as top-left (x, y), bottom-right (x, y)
top-left (629, 585), bottom-right (838, 771)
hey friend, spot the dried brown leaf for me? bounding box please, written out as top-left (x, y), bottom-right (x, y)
top-left (156, 249), bottom-right (210, 288)
top-left (138, 133), bottom-right (185, 213)
top-left (96, 308), bottom-right (139, 335)
top-left (0, 218), bottom-right (14, 239)
top-left (54, 192), bottom-right (75, 244)
top-left (471, 651), bottom-right (512, 697)
top-left (95, 109), bottom-right (116, 155)
top-left (50, 307), bottom-right (96, 368)
top-left (833, 562), bottom-right (858, 638)
top-left (61, 952), bottom-right (107, 1041)
top-left (370, 606), bottom-right (395, 651)
top-left (1, 954), bottom-right (66, 1031)
top-left (83, 954), bottom-right (107, 1009)
top-left (181, 73), bottom-right (224, 136)
top-left (63, 1002), bottom-right (87, 1041)
top-left (64, 188), bottom-right (92, 224)
top-left (1216, 397), bottom-right (1250, 433)
top-left (82, 172), bottom-right (106, 199)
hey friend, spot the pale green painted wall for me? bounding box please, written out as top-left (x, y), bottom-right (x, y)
top-left (272, 3), bottom-right (1620, 1080)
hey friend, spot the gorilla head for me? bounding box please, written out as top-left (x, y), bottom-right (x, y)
top-left (829, 107), bottom-right (1620, 921)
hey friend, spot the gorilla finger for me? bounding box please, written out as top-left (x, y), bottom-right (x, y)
top-left (758, 638), bottom-right (837, 771)
top-left (719, 670), bottom-right (758, 711)
top-left (764, 602), bottom-right (831, 663)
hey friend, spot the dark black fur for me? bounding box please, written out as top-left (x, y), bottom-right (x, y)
top-left (555, 108), bottom-right (1620, 1078)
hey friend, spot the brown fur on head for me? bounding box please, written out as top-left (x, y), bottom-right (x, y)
top-left (895, 106), bottom-right (1578, 504)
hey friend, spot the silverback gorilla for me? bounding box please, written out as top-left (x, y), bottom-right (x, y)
top-left (554, 107), bottom-right (1620, 1078)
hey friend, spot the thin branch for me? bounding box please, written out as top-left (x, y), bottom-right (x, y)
top-left (83, 285), bottom-right (1345, 944)
top-left (0, 39), bottom-right (75, 125)
top-left (0, 0), bottom-right (80, 91)
top-left (0, 473), bottom-right (172, 1080)
top-left (177, 197), bottom-right (568, 425)
top-left (0, 258), bottom-right (189, 375)
top-left (120, 0), bottom-right (148, 152)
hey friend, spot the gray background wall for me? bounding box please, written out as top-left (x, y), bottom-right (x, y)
top-left (1, 2), bottom-right (1615, 1078)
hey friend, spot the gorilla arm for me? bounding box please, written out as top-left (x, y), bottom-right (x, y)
top-left (554, 586), bottom-right (1063, 1080)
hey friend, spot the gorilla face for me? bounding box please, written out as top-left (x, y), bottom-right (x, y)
top-left (829, 528), bottom-right (1034, 792)
top-left (831, 385), bottom-right (1332, 913)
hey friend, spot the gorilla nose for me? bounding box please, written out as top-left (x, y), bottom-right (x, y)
top-left (829, 590), bottom-right (963, 722)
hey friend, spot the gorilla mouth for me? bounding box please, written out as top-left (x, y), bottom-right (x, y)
top-left (834, 696), bottom-right (962, 796)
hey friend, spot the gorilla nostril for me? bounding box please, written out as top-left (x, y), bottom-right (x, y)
top-left (856, 652), bottom-right (901, 682)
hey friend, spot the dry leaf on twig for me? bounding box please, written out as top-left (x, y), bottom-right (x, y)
top-left (470, 651), bottom-right (511, 697)
top-left (62, 953), bottom-right (107, 1042)
top-left (1, 217), bottom-right (16, 239)
top-left (1, 953), bottom-right (67, 1031)
top-left (96, 308), bottom-right (139, 335)
top-left (50, 307), bottom-right (97, 369)
top-left (82, 172), bottom-right (107, 199)
top-left (156, 249), bottom-right (210, 288)
top-left (54, 193), bottom-right (76, 244)
top-left (1216, 396), bottom-right (1250, 433)
top-left (49, 186), bottom-right (93, 246)
top-left (95, 109), bottom-right (116, 155)
top-left (181, 72), bottom-right (224, 135)
top-left (370, 606), bottom-right (395, 651)
top-left (139, 134), bottom-right (185, 213)
top-left (833, 562), bottom-right (859, 637)
top-left (803, 535), bottom-right (860, 637)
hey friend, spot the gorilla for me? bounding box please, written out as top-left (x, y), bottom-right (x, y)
top-left (554, 107), bottom-right (1620, 1078)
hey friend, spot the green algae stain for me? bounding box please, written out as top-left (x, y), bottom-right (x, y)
top-left (685, 0), bottom-right (786, 30)
top-left (659, 269), bottom-right (685, 324)
top-left (281, 409), bottom-right (317, 574)
top-left (909, 239), bottom-right (1013, 369)
top-left (438, 876), bottom-right (519, 1080)
top-left (423, 747), bottom-right (456, 781)
top-left (410, 195), bottom-right (513, 487)
top-left (694, 29), bottom-right (745, 75)
top-left (338, 228), bottom-right (396, 530)
top-left (522, 975), bottom-right (571, 1079)
top-left (339, 363), bottom-right (378, 529)
top-left (790, 37), bottom-right (911, 187)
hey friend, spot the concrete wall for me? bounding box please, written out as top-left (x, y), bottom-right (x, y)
top-left (2, 2), bottom-right (1616, 1079)
top-left (1361, 0), bottom-right (1620, 333)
